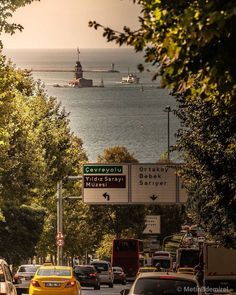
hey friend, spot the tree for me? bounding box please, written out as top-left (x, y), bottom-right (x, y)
top-left (0, 204), bottom-right (45, 265)
top-left (89, 0), bottom-right (236, 247)
top-left (0, 53), bottom-right (87, 264)
top-left (0, 0), bottom-right (39, 42)
top-left (95, 234), bottom-right (115, 261)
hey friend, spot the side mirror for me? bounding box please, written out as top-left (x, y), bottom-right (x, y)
top-left (120, 289), bottom-right (130, 295)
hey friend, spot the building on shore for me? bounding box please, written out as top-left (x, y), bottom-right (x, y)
top-left (69, 48), bottom-right (93, 87)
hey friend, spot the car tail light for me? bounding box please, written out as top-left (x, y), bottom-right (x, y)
top-left (31, 280), bottom-right (40, 287)
top-left (89, 273), bottom-right (97, 277)
top-left (119, 272), bottom-right (125, 277)
top-left (65, 281), bottom-right (76, 288)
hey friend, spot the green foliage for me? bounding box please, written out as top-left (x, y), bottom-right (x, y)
top-left (0, 0), bottom-right (39, 47)
top-left (95, 234), bottom-right (115, 261)
top-left (90, 0), bottom-right (236, 247)
top-left (0, 52), bottom-right (88, 262)
top-left (0, 204), bottom-right (45, 265)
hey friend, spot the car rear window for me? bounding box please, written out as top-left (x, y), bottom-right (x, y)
top-left (74, 266), bottom-right (95, 274)
top-left (18, 266), bottom-right (40, 273)
top-left (134, 278), bottom-right (198, 295)
top-left (0, 266), bottom-right (5, 282)
top-left (91, 263), bottom-right (108, 271)
top-left (37, 269), bottom-right (71, 277)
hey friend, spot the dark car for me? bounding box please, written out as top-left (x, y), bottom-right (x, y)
top-left (74, 265), bottom-right (100, 290)
top-left (112, 267), bottom-right (126, 285)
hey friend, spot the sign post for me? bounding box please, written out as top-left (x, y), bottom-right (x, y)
top-left (143, 215), bottom-right (161, 234)
top-left (82, 163), bottom-right (188, 204)
top-left (83, 164), bottom-right (129, 204)
top-left (131, 164), bottom-right (177, 203)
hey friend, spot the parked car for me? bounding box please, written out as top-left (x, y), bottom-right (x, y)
top-left (29, 265), bottom-right (81, 295)
top-left (90, 260), bottom-right (114, 287)
top-left (14, 264), bottom-right (41, 295)
top-left (120, 272), bottom-right (204, 295)
top-left (112, 266), bottom-right (126, 285)
top-left (0, 259), bottom-right (17, 295)
top-left (74, 265), bottom-right (100, 290)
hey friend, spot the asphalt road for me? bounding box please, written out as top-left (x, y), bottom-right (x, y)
top-left (81, 282), bottom-right (132, 295)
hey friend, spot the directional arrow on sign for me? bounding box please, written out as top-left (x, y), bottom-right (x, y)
top-left (103, 192), bottom-right (110, 201)
top-left (150, 194), bottom-right (158, 201)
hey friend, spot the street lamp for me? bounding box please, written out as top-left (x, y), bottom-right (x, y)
top-left (56, 176), bottom-right (82, 265)
top-left (164, 105), bottom-right (173, 162)
top-left (162, 234), bottom-right (174, 250)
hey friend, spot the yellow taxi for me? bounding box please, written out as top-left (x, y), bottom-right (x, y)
top-left (29, 265), bottom-right (81, 295)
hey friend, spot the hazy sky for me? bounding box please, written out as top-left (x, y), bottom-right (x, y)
top-left (2, 0), bottom-right (141, 49)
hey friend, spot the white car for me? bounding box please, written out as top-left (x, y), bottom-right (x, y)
top-left (14, 264), bottom-right (41, 295)
top-left (121, 272), bottom-right (204, 295)
top-left (0, 259), bottom-right (17, 295)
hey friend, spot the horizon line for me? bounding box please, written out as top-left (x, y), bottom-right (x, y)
top-left (3, 47), bottom-right (135, 50)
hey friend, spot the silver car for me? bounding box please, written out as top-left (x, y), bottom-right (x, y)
top-left (90, 260), bottom-right (114, 288)
top-left (14, 264), bottom-right (41, 295)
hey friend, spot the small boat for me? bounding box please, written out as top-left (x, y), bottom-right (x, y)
top-left (121, 73), bottom-right (140, 84)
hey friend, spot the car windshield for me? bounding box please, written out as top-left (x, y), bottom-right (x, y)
top-left (113, 267), bottom-right (123, 272)
top-left (74, 266), bottom-right (95, 274)
top-left (152, 259), bottom-right (171, 269)
top-left (18, 266), bottom-right (40, 273)
top-left (37, 269), bottom-right (71, 277)
top-left (133, 278), bottom-right (198, 295)
top-left (91, 263), bottom-right (108, 271)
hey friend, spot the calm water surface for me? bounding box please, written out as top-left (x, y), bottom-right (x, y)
top-left (4, 48), bottom-right (180, 162)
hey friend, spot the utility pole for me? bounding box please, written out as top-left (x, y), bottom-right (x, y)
top-left (56, 176), bottom-right (82, 266)
top-left (57, 180), bottom-right (63, 265)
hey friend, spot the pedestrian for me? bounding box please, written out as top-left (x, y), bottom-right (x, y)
top-left (155, 263), bottom-right (161, 271)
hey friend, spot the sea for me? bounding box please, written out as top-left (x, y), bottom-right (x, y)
top-left (3, 48), bottom-right (181, 163)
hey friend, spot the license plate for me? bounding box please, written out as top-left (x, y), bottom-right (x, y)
top-left (45, 282), bottom-right (61, 287)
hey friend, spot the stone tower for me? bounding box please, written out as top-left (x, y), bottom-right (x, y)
top-left (75, 48), bottom-right (83, 79)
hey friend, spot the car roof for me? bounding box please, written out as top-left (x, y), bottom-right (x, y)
top-left (137, 272), bottom-right (196, 281)
top-left (90, 260), bottom-right (110, 264)
top-left (74, 265), bottom-right (95, 268)
top-left (19, 264), bottom-right (41, 267)
top-left (38, 266), bottom-right (72, 270)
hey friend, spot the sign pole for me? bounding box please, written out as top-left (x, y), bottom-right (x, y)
top-left (57, 180), bottom-right (63, 265)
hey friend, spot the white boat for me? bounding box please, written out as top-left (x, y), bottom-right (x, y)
top-left (121, 73), bottom-right (140, 84)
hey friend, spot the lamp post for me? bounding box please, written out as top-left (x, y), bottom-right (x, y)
top-left (57, 180), bottom-right (63, 265)
top-left (162, 234), bottom-right (174, 250)
top-left (164, 105), bottom-right (172, 162)
top-left (56, 176), bottom-right (82, 266)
